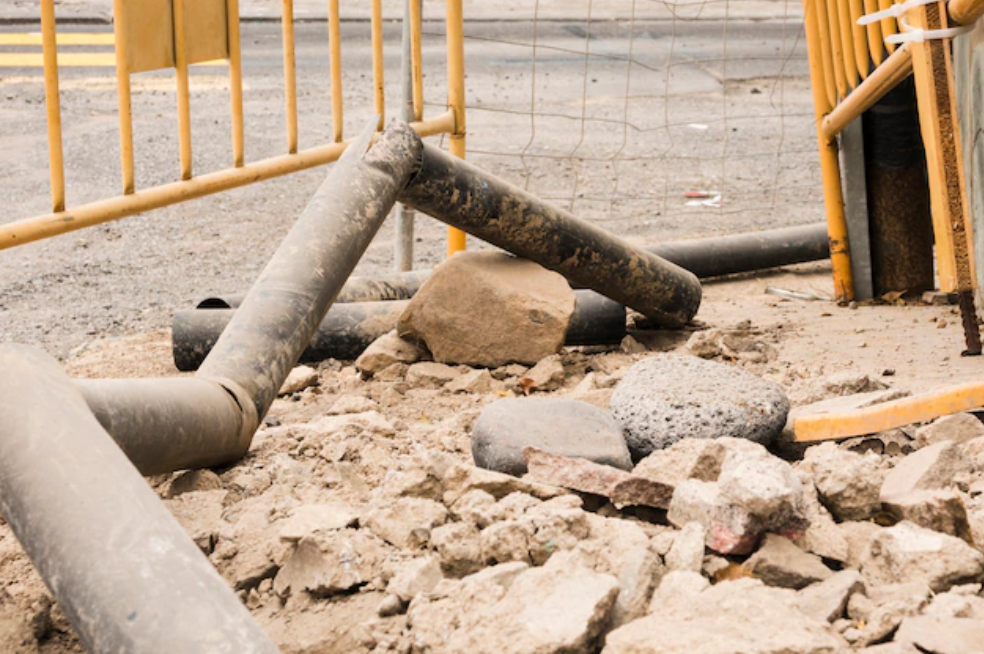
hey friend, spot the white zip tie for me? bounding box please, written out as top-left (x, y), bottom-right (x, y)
top-left (857, 0), bottom-right (936, 26)
top-left (886, 14), bottom-right (974, 42)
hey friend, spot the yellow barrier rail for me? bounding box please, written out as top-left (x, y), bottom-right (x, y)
top-left (2, 0), bottom-right (467, 253)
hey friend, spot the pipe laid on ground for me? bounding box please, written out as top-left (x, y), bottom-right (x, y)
top-left (196, 121), bottom-right (422, 421)
top-left (0, 344), bottom-right (281, 654)
top-left (196, 270), bottom-right (430, 308)
top-left (399, 143), bottom-right (702, 327)
top-left (173, 290), bottom-right (626, 370)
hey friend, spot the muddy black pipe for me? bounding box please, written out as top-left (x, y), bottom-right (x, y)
top-left (0, 345), bottom-right (281, 654)
top-left (173, 290), bottom-right (626, 370)
top-left (196, 271), bottom-right (430, 309)
top-left (399, 144), bottom-right (702, 327)
top-left (196, 122), bottom-right (422, 421)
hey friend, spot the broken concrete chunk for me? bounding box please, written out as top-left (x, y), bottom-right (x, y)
top-left (326, 394), bottom-right (379, 415)
top-left (405, 362), bottom-right (462, 389)
top-left (862, 521), bottom-right (984, 592)
top-left (480, 520), bottom-right (534, 566)
top-left (916, 412), bottom-right (984, 447)
top-left (430, 522), bottom-right (484, 577)
top-left (607, 578), bottom-right (842, 654)
top-left (398, 251), bottom-right (575, 367)
top-left (363, 497), bottom-right (448, 550)
top-left (273, 529), bottom-right (385, 598)
top-left (649, 571), bottom-right (710, 611)
top-left (277, 503), bottom-right (360, 542)
top-left (386, 557), bottom-right (443, 604)
top-left (519, 354), bottom-right (567, 392)
top-left (801, 442), bottom-right (884, 521)
top-left (895, 615), bottom-right (984, 654)
top-left (609, 354), bottom-right (790, 458)
top-left (279, 365), bottom-right (319, 395)
top-left (441, 462), bottom-right (568, 506)
top-left (664, 522), bottom-right (706, 573)
top-left (472, 397), bottom-right (631, 476)
top-left (883, 489), bottom-right (972, 541)
top-left (880, 441), bottom-right (971, 504)
top-left (523, 447), bottom-right (673, 509)
top-left (355, 330), bottom-right (428, 375)
top-left (795, 569), bottom-right (863, 623)
top-left (445, 368), bottom-right (493, 394)
top-left (633, 438), bottom-right (727, 490)
top-left (164, 469), bottom-right (223, 498)
top-left (923, 584), bottom-right (984, 620)
top-left (744, 534), bottom-right (833, 590)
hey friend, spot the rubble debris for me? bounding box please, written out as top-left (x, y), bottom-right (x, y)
top-left (278, 364), bottom-right (319, 395)
top-left (363, 497), bottom-right (448, 549)
top-left (524, 447), bottom-right (674, 509)
top-left (273, 529), bottom-right (386, 598)
top-left (445, 368), bottom-right (493, 394)
top-left (800, 442), bottom-right (884, 521)
top-left (664, 522), bottom-right (706, 573)
top-left (795, 569), bottom-right (863, 623)
top-left (895, 615), bottom-right (984, 654)
top-left (325, 394), bottom-right (378, 415)
top-left (276, 503), bottom-right (360, 543)
top-left (667, 445), bottom-right (810, 555)
top-left (744, 533), bottom-right (833, 589)
top-left (882, 489), bottom-right (972, 541)
top-left (609, 354), bottom-right (789, 458)
top-left (405, 361), bottom-right (463, 389)
top-left (354, 329), bottom-right (427, 376)
top-left (398, 251), bottom-right (575, 367)
top-left (916, 412), bottom-right (984, 446)
top-left (519, 354), bottom-right (567, 392)
top-left (471, 397), bottom-right (631, 476)
top-left (441, 462), bottom-right (569, 506)
top-left (862, 521), bottom-right (984, 592)
top-left (632, 438), bottom-right (727, 489)
top-left (685, 328), bottom-right (778, 364)
top-left (880, 441), bottom-right (971, 504)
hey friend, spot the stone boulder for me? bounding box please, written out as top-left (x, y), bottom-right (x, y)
top-left (609, 355), bottom-right (789, 459)
top-left (472, 397), bottom-right (631, 476)
top-left (398, 252), bottom-right (576, 367)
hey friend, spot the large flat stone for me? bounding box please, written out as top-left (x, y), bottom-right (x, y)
top-left (609, 355), bottom-right (789, 459)
top-left (472, 397), bottom-right (631, 476)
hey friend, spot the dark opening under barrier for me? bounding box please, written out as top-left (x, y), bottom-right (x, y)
top-left (172, 290), bottom-right (627, 370)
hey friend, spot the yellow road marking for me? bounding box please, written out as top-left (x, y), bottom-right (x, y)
top-left (0, 53), bottom-right (226, 68)
top-left (0, 33), bottom-right (116, 46)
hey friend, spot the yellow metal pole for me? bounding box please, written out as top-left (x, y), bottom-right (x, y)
top-left (878, 0), bottom-right (899, 53)
top-left (409, 0), bottom-right (424, 122)
top-left (821, 44), bottom-right (913, 140)
top-left (227, 0), bottom-right (245, 167)
top-left (328, 0), bottom-right (343, 142)
top-left (848, 0), bottom-right (869, 80)
top-left (804, 0), bottom-right (855, 300)
top-left (863, 0), bottom-right (884, 66)
top-left (815, 0), bottom-right (841, 108)
top-left (837, 0), bottom-right (860, 88)
top-left (173, 0), bottom-right (193, 180)
top-left (111, 0), bottom-right (135, 194)
top-left (823, 0), bottom-right (850, 98)
top-left (372, 0), bottom-right (385, 130)
top-left (446, 0), bottom-right (467, 256)
top-left (0, 113), bottom-right (454, 250)
top-left (282, 0), bottom-right (299, 153)
top-left (949, 0), bottom-right (984, 25)
top-left (40, 0), bottom-right (65, 212)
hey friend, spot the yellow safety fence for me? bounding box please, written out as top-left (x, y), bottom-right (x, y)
top-left (803, 0), bottom-right (984, 300)
top-left (0, 0), bottom-right (467, 256)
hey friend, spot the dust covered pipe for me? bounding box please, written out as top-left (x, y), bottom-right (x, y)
top-left (399, 143), bottom-right (702, 327)
top-left (0, 344), bottom-right (281, 654)
top-left (195, 122), bottom-right (422, 421)
top-left (172, 290), bottom-right (626, 370)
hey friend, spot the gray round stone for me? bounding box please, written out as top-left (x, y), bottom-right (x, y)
top-left (472, 397), bottom-right (632, 476)
top-left (609, 354), bottom-right (789, 459)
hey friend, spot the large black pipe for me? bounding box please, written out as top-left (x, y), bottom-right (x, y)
top-left (172, 290), bottom-right (626, 370)
top-left (0, 345), bottom-right (281, 654)
top-left (196, 122), bottom-right (421, 420)
top-left (399, 143), bottom-right (702, 327)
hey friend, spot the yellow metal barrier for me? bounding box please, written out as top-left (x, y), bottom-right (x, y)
top-left (2, 0), bottom-right (467, 254)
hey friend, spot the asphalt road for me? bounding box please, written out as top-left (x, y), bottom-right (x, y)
top-left (0, 18), bottom-right (820, 360)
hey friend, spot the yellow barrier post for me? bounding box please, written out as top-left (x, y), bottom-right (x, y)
top-left (409, 0), bottom-right (424, 122)
top-left (446, 0), bottom-right (467, 256)
top-left (328, 0), bottom-right (344, 142)
top-left (40, 0), bottom-right (65, 212)
top-left (282, 0), bottom-right (299, 154)
top-left (111, 0), bottom-right (136, 194)
top-left (173, 0), bottom-right (194, 180)
top-left (227, 0), bottom-right (245, 166)
top-left (372, 0), bottom-right (385, 131)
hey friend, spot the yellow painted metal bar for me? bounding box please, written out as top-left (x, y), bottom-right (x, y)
top-left (328, 0), bottom-right (344, 142)
top-left (40, 0), bottom-right (65, 213)
top-left (804, 0), bottom-right (855, 300)
top-left (879, 0), bottom-right (898, 53)
top-left (815, 0), bottom-right (841, 107)
top-left (949, 0), bottom-right (984, 25)
top-left (173, 0), bottom-right (193, 181)
top-left (0, 33), bottom-right (117, 45)
top-left (446, 0), bottom-right (467, 256)
top-left (822, 44), bottom-right (912, 139)
top-left (837, 0), bottom-right (860, 88)
top-left (863, 0), bottom-right (884, 66)
top-left (282, 0), bottom-right (299, 153)
top-left (111, 0), bottom-right (135, 194)
top-left (227, 0), bottom-right (245, 167)
top-left (794, 380), bottom-right (984, 442)
top-left (848, 0), bottom-right (869, 80)
top-left (409, 0), bottom-right (424, 122)
top-left (824, 0), bottom-right (849, 98)
top-left (0, 113), bottom-right (455, 251)
top-left (909, 2), bottom-right (976, 292)
top-left (372, 0), bottom-right (385, 130)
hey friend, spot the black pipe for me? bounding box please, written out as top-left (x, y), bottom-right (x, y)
top-left (173, 290), bottom-right (626, 370)
top-left (196, 121), bottom-right (422, 421)
top-left (0, 345), bottom-right (281, 654)
top-left (399, 143), bottom-right (702, 327)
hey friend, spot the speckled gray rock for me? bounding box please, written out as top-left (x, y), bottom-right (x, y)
top-left (472, 397), bottom-right (632, 476)
top-left (609, 354), bottom-right (790, 458)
